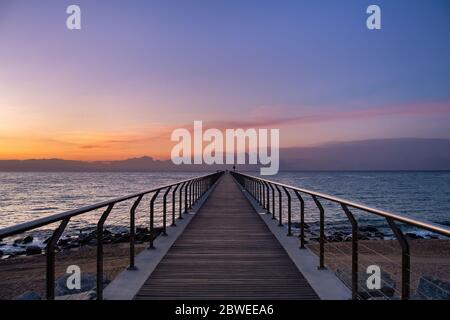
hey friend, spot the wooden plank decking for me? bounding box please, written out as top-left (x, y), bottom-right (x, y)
top-left (135, 173), bottom-right (319, 300)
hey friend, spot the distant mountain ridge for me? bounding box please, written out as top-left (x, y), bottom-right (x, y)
top-left (1, 138), bottom-right (449, 171)
top-left (280, 138), bottom-right (450, 171)
top-left (0, 156), bottom-right (249, 172)
top-left (0, 156), bottom-right (196, 172)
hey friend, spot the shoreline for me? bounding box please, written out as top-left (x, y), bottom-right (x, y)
top-left (0, 226), bottom-right (163, 259)
top-left (1, 222), bottom-right (445, 259)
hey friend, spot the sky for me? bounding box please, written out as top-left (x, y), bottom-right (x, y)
top-left (1, 0), bottom-right (450, 161)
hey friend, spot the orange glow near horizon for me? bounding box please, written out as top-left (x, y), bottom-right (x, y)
top-left (0, 129), bottom-right (175, 161)
top-left (1, 102), bottom-right (450, 161)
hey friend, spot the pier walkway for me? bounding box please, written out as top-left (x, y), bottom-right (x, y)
top-left (135, 174), bottom-right (319, 300)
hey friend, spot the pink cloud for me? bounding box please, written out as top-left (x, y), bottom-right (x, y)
top-left (206, 101), bottom-right (450, 129)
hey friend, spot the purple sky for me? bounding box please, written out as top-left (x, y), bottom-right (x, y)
top-left (0, 0), bottom-right (450, 160)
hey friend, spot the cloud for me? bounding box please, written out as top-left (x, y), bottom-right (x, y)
top-left (2, 101), bottom-right (449, 161)
top-left (208, 101), bottom-right (450, 129)
top-left (79, 145), bottom-right (106, 149)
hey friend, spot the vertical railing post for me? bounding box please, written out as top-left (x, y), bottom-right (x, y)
top-left (263, 181), bottom-right (270, 212)
top-left (190, 179), bottom-right (194, 205)
top-left (193, 179), bottom-right (196, 204)
top-left (341, 204), bottom-right (358, 300)
top-left (259, 181), bottom-right (263, 205)
top-left (275, 184), bottom-right (283, 226)
top-left (196, 179), bottom-right (200, 202)
top-left (192, 179), bottom-right (196, 206)
top-left (260, 180), bottom-right (266, 209)
top-left (261, 180), bottom-right (267, 211)
top-left (252, 179), bottom-right (256, 198)
top-left (294, 191), bottom-right (306, 249)
top-left (256, 179), bottom-right (261, 206)
top-left (269, 183), bottom-right (275, 219)
top-left (258, 180), bottom-right (262, 204)
top-left (97, 204), bottom-right (114, 300)
top-left (188, 180), bottom-right (192, 208)
top-left (196, 179), bottom-right (199, 201)
top-left (386, 218), bottom-right (410, 300)
top-left (171, 184), bottom-right (180, 226)
top-left (46, 217), bottom-right (70, 300)
top-left (196, 179), bottom-right (202, 201)
top-left (184, 181), bottom-right (190, 212)
top-left (283, 187), bottom-right (292, 236)
top-left (312, 195), bottom-right (326, 270)
top-left (162, 186), bottom-right (172, 236)
top-left (179, 182), bottom-right (185, 219)
top-left (149, 190), bottom-right (161, 249)
top-left (261, 180), bottom-right (267, 209)
top-left (128, 195), bottom-right (143, 270)
top-left (189, 179), bottom-right (194, 207)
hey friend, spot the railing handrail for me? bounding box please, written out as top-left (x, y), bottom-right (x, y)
top-left (236, 172), bottom-right (450, 237)
top-left (0, 172), bottom-right (218, 239)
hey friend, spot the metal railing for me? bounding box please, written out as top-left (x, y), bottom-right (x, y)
top-left (0, 171), bottom-right (224, 300)
top-left (230, 171), bottom-right (450, 300)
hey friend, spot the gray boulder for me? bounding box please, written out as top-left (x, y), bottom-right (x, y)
top-left (56, 290), bottom-right (97, 300)
top-left (14, 291), bottom-right (42, 300)
top-left (25, 245), bottom-right (42, 255)
top-left (359, 226), bottom-right (378, 233)
top-left (336, 269), bottom-right (396, 300)
top-left (22, 235), bottom-right (34, 244)
top-left (416, 276), bottom-right (450, 300)
top-left (406, 232), bottom-right (424, 240)
top-left (55, 273), bottom-right (109, 296)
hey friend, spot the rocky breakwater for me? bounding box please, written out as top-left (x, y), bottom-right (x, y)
top-left (1, 226), bottom-right (163, 258)
top-left (291, 222), bottom-right (440, 244)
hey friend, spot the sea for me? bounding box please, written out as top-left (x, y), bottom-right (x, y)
top-left (0, 171), bottom-right (449, 253)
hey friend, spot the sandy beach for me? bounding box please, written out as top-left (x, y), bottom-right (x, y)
top-left (0, 238), bottom-right (449, 300)
top-left (307, 239), bottom-right (450, 299)
top-left (0, 243), bottom-right (147, 300)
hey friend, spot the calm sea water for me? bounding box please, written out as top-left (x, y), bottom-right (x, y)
top-left (270, 171), bottom-right (450, 236)
top-left (0, 172), bottom-right (199, 233)
top-left (0, 171), bottom-right (449, 238)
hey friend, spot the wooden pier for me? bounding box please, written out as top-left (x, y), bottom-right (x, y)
top-left (135, 174), bottom-right (319, 300)
top-left (3, 170), bottom-right (448, 300)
